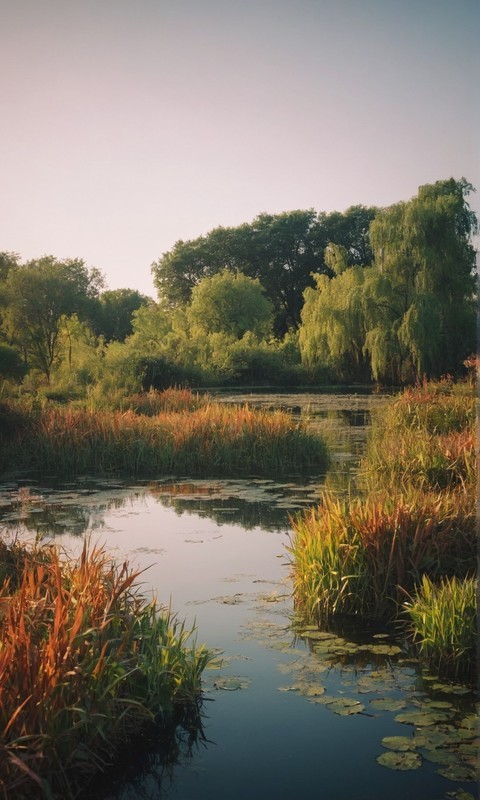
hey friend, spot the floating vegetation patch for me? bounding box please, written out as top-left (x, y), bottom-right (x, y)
top-left (212, 676), bottom-right (252, 691)
top-left (376, 751), bottom-right (422, 770)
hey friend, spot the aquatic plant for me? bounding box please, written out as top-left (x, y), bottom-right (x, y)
top-left (362, 381), bottom-right (475, 490)
top-left (0, 401), bottom-right (329, 478)
top-left (404, 574), bottom-right (477, 679)
top-left (288, 488), bottom-right (476, 620)
top-left (121, 387), bottom-right (207, 415)
top-left (0, 541), bottom-right (210, 799)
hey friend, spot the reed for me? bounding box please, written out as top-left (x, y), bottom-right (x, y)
top-left (288, 487), bottom-right (476, 621)
top-left (362, 381), bottom-right (476, 491)
top-left (120, 388), bottom-right (207, 415)
top-left (0, 541), bottom-right (210, 799)
top-left (404, 575), bottom-right (477, 679)
top-left (0, 401), bottom-right (329, 478)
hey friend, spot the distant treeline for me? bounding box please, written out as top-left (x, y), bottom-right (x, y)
top-left (0, 177), bottom-right (477, 397)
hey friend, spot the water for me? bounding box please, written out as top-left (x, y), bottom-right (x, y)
top-left (0, 392), bottom-right (477, 800)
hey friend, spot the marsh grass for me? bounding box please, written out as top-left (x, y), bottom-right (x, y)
top-left (362, 381), bottom-right (476, 490)
top-left (0, 541), bottom-right (210, 799)
top-left (120, 388), bottom-right (207, 415)
top-left (0, 399), bottom-right (329, 478)
top-left (404, 575), bottom-right (477, 679)
top-left (288, 487), bottom-right (476, 620)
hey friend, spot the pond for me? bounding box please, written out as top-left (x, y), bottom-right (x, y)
top-left (0, 391), bottom-right (477, 800)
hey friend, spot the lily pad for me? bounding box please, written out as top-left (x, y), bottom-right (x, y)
top-left (368, 644), bottom-right (403, 656)
top-left (437, 764), bottom-right (477, 782)
top-left (395, 710), bottom-right (450, 726)
top-left (213, 676), bottom-right (251, 691)
top-left (370, 698), bottom-right (406, 712)
top-left (324, 697), bottom-right (365, 715)
top-left (376, 751), bottom-right (422, 770)
top-left (422, 749), bottom-right (458, 766)
top-left (431, 683), bottom-right (471, 695)
top-left (381, 736), bottom-right (418, 752)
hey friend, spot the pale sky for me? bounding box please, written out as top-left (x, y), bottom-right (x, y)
top-left (1, 0), bottom-right (479, 298)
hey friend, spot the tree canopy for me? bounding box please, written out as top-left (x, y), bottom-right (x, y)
top-left (152, 206), bottom-right (376, 335)
top-left (299, 178), bottom-right (477, 383)
top-left (2, 256), bottom-right (104, 381)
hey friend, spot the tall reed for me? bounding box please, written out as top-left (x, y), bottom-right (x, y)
top-left (404, 575), bottom-right (477, 679)
top-left (0, 541), bottom-right (210, 799)
top-left (288, 487), bottom-right (476, 620)
top-left (0, 401), bottom-right (329, 477)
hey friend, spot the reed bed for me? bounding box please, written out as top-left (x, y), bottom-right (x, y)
top-left (0, 401), bottom-right (329, 477)
top-left (0, 541), bottom-right (209, 799)
top-left (288, 487), bottom-right (476, 620)
top-left (362, 381), bottom-right (476, 490)
top-left (120, 388), bottom-right (207, 415)
top-left (405, 575), bottom-right (477, 679)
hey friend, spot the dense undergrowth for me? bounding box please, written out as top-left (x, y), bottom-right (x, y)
top-left (288, 379), bottom-right (477, 680)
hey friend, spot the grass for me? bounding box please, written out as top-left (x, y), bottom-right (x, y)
top-left (362, 380), bottom-right (475, 490)
top-left (404, 574), bottom-right (477, 679)
top-left (288, 486), bottom-right (476, 620)
top-left (0, 540), bottom-right (210, 799)
top-left (0, 393), bottom-right (329, 478)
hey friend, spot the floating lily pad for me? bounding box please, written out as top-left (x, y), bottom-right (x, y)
top-left (372, 633), bottom-right (390, 639)
top-left (213, 676), bottom-right (251, 691)
top-left (431, 683), bottom-right (471, 695)
top-left (370, 698), bottom-right (406, 712)
top-left (395, 710), bottom-right (450, 726)
top-left (381, 736), bottom-right (417, 752)
top-left (422, 749), bottom-right (458, 766)
top-left (376, 751), bottom-right (421, 770)
top-left (459, 715), bottom-right (478, 731)
top-left (324, 697), bottom-right (365, 715)
top-left (421, 700), bottom-right (453, 709)
top-left (437, 764), bottom-right (477, 782)
top-left (368, 644), bottom-right (403, 656)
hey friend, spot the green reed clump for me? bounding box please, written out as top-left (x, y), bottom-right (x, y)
top-left (0, 541), bottom-right (210, 800)
top-left (0, 402), bottom-right (329, 478)
top-left (405, 575), bottom-right (477, 679)
top-left (288, 487), bottom-right (476, 621)
top-left (362, 381), bottom-right (476, 491)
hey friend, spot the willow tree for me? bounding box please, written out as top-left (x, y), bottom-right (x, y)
top-left (299, 267), bottom-right (368, 380)
top-left (299, 178), bottom-right (477, 384)
top-left (367, 177), bottom-right (477, 380)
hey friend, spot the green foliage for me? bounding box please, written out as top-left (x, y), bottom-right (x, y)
top-left (152, 206), bottom-right (376, 335)
top-left (405, 575), bottom-right (477, 679)
top-left (0, 344), bottom-right (27, 382)
top-left (94, 288), bottom-right (150, 342)
top-left (2, 256), bottom-right (104, 382)
top-left (299, 178), bottom-right (477, 383)
top-left (187, 269), bottom-right (273, 339)
top-left (299, 267), bottom-right (368, 381)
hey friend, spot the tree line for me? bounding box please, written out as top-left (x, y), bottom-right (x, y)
top-left (0, 177), bottom-right (476, 396)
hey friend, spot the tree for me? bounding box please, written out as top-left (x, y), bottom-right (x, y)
top-left (187, 269), bottom-right (273, 340)
top-left (299, 178), bottom-right (477, 384)
top-left (93, 288), bottom-right (150, 342)
top-left (151, 207), bottom-right (376, 336)
top-left (2, 256), bottom-right (104, 381)
top-left (368, 177), bottom-right (477, 379)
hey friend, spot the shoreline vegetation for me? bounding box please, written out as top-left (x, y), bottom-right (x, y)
top-left (0, 389), bottom-right (329, 479)
top-left (288, 379), bottom-right (477, 681)
top-left (0, 539), bottom-right (209, 800)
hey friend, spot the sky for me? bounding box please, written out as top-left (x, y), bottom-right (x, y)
top-left (1, 0), bottom-right (479, 298)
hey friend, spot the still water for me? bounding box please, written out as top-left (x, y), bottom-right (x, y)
top-left (0, 392), bottom-right (477, 800)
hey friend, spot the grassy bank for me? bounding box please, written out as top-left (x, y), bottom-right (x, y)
top-left (0, 391), bottom-right (329, 478)
top-left (0, 540), bottom-right (209, 799)
top-left (288, 380), bottom-right (477, 679)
